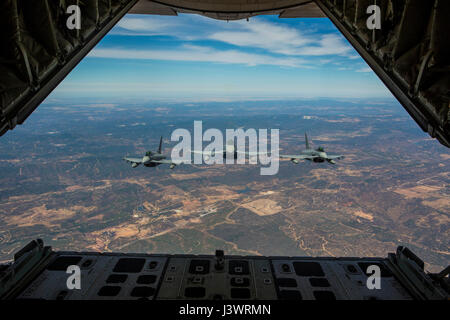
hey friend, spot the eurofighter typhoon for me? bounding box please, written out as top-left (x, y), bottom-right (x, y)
top-left (123, 136), bottom-right (183, 169)
top-left (280, 133), bottom-right (344, 164)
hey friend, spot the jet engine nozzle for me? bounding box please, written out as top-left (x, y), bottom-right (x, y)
top-left (291, 159), bottom-right (299, 164)
top-left (131, 163), bottom-right (139, 168)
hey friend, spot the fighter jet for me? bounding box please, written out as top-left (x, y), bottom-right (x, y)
top-left (280, 133), bottom-right (344, 164)
top-left (191, 140), bottom-right (237, 161)
top-left (123, 136), bottom-right (183, 169)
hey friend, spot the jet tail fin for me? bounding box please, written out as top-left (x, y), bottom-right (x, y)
top-left (305, 133), bottom-right (310, 149)
top-left (158, 136), bottom-right (163, 154)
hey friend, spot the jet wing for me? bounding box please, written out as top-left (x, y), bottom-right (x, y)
top-left (123, 157), bottom-right (142, 164)
top-left (279, 154), bottom-right (312, 160)
top-left (236, 150), bottom-right (268, 156)
top-left (150, 159), bottom-right (187, 168)
top-left (327, 155), bottom-right (344, 160)
top-left (191, 150), bottom-right (225, 156)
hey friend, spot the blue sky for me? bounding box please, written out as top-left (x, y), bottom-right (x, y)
top-left (48, 14), bottom-right (392, 102)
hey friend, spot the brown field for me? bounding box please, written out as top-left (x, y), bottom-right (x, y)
top-left (352, 210), bottom-right (374, 222)
top-left (393, 185), bottom-right (444, 199)
top-left (6, 205), bottom-right (96, 228)
top-left (241, 199), bottom-right (282, 216)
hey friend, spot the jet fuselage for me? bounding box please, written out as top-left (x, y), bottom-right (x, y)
top-left (143, 152), bottom-right (165, 167)
top-left (302, 148), bottom-right (327, 162)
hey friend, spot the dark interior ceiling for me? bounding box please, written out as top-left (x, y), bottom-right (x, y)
top-left (0, 0), bottom-right (449, 147)
top-left (129, 0), bottom-right (326, 19)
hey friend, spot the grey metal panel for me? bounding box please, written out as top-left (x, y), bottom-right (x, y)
top-left (11, 252), bottom-right (416, 300)
top-left (141, 0), bottom-right (315, 13)
top-left (1, 241), bottom-right (447, 300)
top-left (279, 3), bottom-right (326, 18)
top-left (17, 254), bottom-right (168, 300)
top-left (131, 0), bottom-right (324, 20)
top-left (129, 0), bottom-right (178, 15)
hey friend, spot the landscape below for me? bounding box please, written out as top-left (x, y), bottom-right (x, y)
top-left (0, 99), bottom-right (448, 273)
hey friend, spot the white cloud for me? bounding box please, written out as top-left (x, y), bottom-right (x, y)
top-left (88, 44), bottom-right (309, 68)
top-left (356, 67), bottom-right (372, 73)
top-left (114, 15), bottom-right (353, 58)
top-left (208, 20), bottom-right (312, 54)
top-left (117, 17), bottom-right (174, 33)
top-left (112, 14), bottom-right (216, 38)
top-left (297, 34), bottom-right (351, 56)
top-left (208, 20), bottom-right (352, 57)
top-left (53, 16), bottom-right (388, 99)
